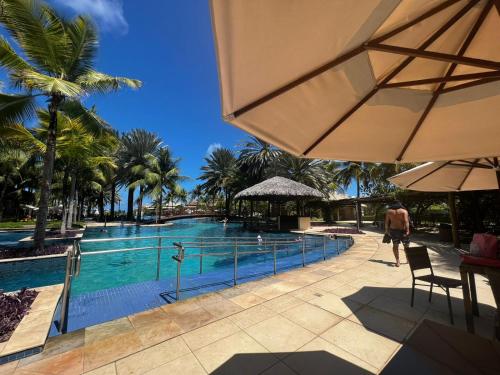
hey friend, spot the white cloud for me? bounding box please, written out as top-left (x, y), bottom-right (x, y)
top-left (206, 143), bottom-right (222, 156)
top-left (55, 0), bottom-right (128, 34)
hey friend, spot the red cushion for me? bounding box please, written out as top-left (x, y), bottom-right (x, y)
top-left (471, 233), bottom-right (498, 259)
top-left (461, 255), bottom-right (500, 268)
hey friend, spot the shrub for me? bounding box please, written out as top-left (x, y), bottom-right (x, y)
top-left (0, 288), bottom-right (39, 342)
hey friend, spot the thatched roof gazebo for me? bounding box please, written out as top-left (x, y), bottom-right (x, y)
top-left (235, 176), bottom-right (324, 230)
top-left (235, 176), bottom-right (324, 201)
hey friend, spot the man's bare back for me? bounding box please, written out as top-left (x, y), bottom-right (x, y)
top-left (386, 208), bottom-right (409, 232)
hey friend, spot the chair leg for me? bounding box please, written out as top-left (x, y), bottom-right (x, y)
top-left (429, 282), bottom-right (433, 302)
top-left (446, 287), bottom-right (454, 325)
top-left (411, 280), bottom-right (415, 307)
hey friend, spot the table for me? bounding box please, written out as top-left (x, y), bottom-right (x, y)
top-left (381, 319), bottom-right (500, 374)
top-left (459, 262), bottom-right (484, 333)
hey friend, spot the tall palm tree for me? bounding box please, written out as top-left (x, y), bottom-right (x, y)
top-left (275, 153), bottom-right (329, 192)
top-left (238, 137), bottom-right (281, 180)
top-left (0, 0), bottom-right (141, 248)
top-left (135, 146), bottom-right (185, 223)
top-left (332, 161), bottom-right (373, 231)
top-left (199, 147), bottom-right (237, 215)
top-left (118, 129), bottom-right (161, 222)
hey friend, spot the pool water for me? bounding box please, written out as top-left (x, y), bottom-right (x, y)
top-left (0, 231), bottom-right (31, 248)
top-left (0, 218), bottom-right (348, 294)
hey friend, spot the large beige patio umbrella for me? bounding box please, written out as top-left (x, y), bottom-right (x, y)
top-left (388, 157), bottom-right (500, 191)
top-left (388, 156), bottom-right (500, 247)
top-left (210, 0), bottom-right (500, 163)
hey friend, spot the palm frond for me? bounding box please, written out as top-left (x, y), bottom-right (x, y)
top-left (65, 16), bottom-right (98, 79)
top-left (0, 92), bottom-right (37, 125)
top-left (77, 70), bottom-right (142, 94)
top-left (13, 69), bottom-right (82, 96)
top-left (0, 36), bottom-right (34, 72)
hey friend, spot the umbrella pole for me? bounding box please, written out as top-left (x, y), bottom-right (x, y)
top-left (448, 192), bottom-right (460, 249)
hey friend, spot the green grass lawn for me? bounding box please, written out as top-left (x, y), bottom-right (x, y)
top-left (0, 221), bottom-right (85, 229)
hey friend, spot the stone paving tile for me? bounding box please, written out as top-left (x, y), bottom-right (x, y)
top-left (160, 299), bottom-right (200, 316)
top-left (263, 294), bottom-right (304, 313)
top-left (193, 331), bottom-right (277, 374)
top-left (134, 320), bottom-right (184, 347)
top-left (228, 305), bottom-right (277, 329)
top-left (290, 285), bottom-right (326, 302)
top-left (285, 337), bottom-right (377, 374)
top-left (168, 307), bottom-right (214, 332)
top-left (202, 299), bottom-right (243, 320)
top-left (18, 348), bottom-right (83, 375)
top-left (308, 292), bottom-right (362, 318)
top-left (144, 353), bottom-right (206, 375)
top-left (182, 318), bottom-right (240, 351)
top-left (84, 318), bottom-right (134, 346)
top-left (244, 315), bottom-right (315, 357)
top-left (83, 363), bottom-right (116, 375)
top-left (115, 336), bottom-right (189, 375)
top-left (18, 329), bottom-right (85, 367)
top-left (229, 292), bottom-right (266, 309)
top-left (260, 361), bottom-right (296, 375)
top-left (0, 360), bottom-right (17, 375)
top-left (347, 306), bottom-right (416, 342)
top-left (368, 295), bottom-right (428, 323)
top-left (281, 303), bottom-right (343, 335)
top-left (320, 320), bottom-right (399, 370)
top-left (83, 331), bottom-right (143, 373)
top-left (128, 308), bottom-right (169, 329)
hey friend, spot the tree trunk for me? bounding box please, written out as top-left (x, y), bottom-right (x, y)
top-left (60, 170), bottom-right (69, 234)
top-left (78, 194), bottom-right (84, 221)
top-left (136, 185), bottom-right (143, 224)
top-left (355, 175), bottom-right (361, 232)
top-left (34, 97), bottom-right (60, 250)
top-left (448, 192), bottom-right (460, 248)
top-left (86, 198), bottom-right (92, 217)
top-left (72, 189), bottom-right (78, 224)
top-left (238, 200), bottom-right (242, 216)
top-left (110, 181), bottom-right (116, 221)
top-left (67, 173), bottom-right (77, 229)
top-left (156, 191), bottom-right (163, 224)
top-left (224, 190), bottom-right (230, 216)
top-left (98, 190), bottom-right (105, 222)
top-left (127, 187), bottom-right (134, 221)
top-left (0, 182), bottom-right (8, 221)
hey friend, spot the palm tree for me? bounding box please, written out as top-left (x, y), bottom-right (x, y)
top-left (199, 147), bottom-right (237, 215)
top-left (332, 161), bottom-right (374, 231)
top-left (118, 129), bottom-right (162, 222)
top-left (238, 137), bottom-right (281, 179)
top-left (0, 0), bottom-right (141, 248)
top-left (136, 146), bottom-right (185, 223)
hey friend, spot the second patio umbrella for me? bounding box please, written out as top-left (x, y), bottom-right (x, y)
top-left (388, 157), bottom-right (500, 247)
top-left (210, 0), bottom-right (500, 163)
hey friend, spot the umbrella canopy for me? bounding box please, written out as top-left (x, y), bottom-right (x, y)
top-left (234, 176), bottom-right (324, 201)
top-left (211, 0), bottom-right (500, 163)
top-left (388, 157), bottom-right (500, 191)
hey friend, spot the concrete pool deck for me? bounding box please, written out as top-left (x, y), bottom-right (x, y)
top-left (1, 231), bottom-right (497, 374)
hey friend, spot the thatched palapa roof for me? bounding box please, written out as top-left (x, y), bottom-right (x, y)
top-left (235, 176), bottom-right (324, 201)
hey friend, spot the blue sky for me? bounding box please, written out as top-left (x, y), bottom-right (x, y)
top-left (2, 0), bottom-right (356, 205)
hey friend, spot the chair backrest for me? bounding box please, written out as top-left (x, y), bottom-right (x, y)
top-left (487, 269), bottom-right (500, 309)
top-left (404, 246), bottom-right (432, 274)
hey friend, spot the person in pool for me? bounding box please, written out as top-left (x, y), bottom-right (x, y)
top-left (385, 200), bottom-right (410, 267)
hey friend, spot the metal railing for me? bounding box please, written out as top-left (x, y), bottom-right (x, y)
top-left (57, 234), bottom-right (353, 333)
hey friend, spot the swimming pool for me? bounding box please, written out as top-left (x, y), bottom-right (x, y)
top-left (0, 218), bottom-right (349, 294)
top-left (0, 230), bottom-right (31, 248)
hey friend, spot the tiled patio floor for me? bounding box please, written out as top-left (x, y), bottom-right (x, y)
top-left (1, 231), bottom-right (497, 374)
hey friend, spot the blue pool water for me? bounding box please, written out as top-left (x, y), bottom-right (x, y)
top-left (0, 218), bottom-right (348, 295)
top-left (0, 230), bottom-right (31, 248)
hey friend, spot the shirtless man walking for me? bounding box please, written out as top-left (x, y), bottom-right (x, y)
top-left (384, 201), bottom-right (410, 267)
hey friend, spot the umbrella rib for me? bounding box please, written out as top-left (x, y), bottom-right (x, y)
top-left (303, 0), bottom-right (477, 157)
top-left (382, 71), bottom-right (500, 88)
top-left (396, 0), bottom-right (493, 161)
top-left (440, 76), bottom-right (500, 93)
top-left (365, 44), bottom-right (500, 70)
top-left (226, 0), bottom-right (463, 120)
top-left (406, 162), bottom-right (450, 189)
top-left (457, 159), bottom-right (480, 191)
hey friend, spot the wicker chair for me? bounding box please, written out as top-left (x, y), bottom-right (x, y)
top-left (404, 246), bottom-right (461, 324)
top-left (486, 269), bottom-right (500, 340)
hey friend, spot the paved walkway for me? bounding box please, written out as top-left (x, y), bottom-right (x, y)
top-left (1, 232), bottom-right (496, 374)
